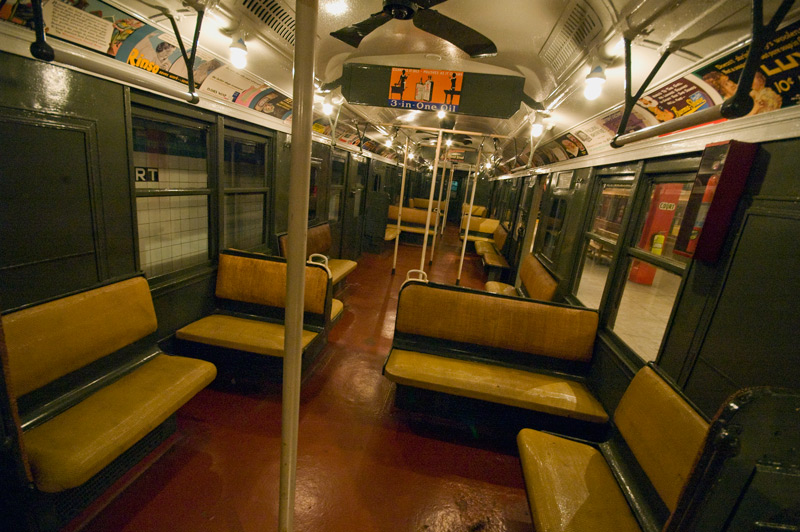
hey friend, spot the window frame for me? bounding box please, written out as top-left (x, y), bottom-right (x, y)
top-left (221, 127), bottom-right (274, 252)
top-left (130, 105), bottom-right (218, 282)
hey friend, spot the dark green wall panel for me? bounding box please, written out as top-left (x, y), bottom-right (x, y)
top-left (685, 212), bottom-right (800, 405)
top-left (0, 52), bottom-right (134, 309)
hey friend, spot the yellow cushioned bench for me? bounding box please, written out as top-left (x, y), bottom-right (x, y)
top-left (174, 250), bottom-right (334, 381)
top-left (383, 281), bottom-right (607, 435)
top-left (387, 204), bottom-right (437, 236)
top-left (518, 365), bottom-right (709, 532)
top-left (278, 222), bottom-right (357, 290)
top-left (462, 203), bottom-right (487, 217)
top-left (459, 216), bottom-right (500, 243)
top-left (485, 254), bottom-right (558, 301)
top-left (0, 276), bottom-right (216, 529)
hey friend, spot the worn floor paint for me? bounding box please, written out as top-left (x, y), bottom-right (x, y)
top-left (80, 227), bottom-right (532, 532)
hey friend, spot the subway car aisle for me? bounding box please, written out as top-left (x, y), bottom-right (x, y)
top-left (79, 226), bottom-right (532, 532)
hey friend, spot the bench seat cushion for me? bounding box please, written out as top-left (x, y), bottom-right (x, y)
top-left (517, 429), bottom-right (641, 532)
top-left (460, 233), bottom-right (494, 243)
top-left (23, 354), bottom-right (216, 493)
top-left (328, 258), bottom-right (357, 286)
top-left (474, 241), bottom-right (495, 256)
top-left (484, 281), bottom-right (517, 296)
top-left (176, 315), bottom-right (318, 357)
top-left (331, 298), bottom-right (344, 322)
top-left (483, 252), bottom-right (510, 269)
top-left (384, 226), bottom-right (400, 241)
top-left (399, 225), bottom-right (430, 234)
top-left (384, 349), bottom-right (608, 423)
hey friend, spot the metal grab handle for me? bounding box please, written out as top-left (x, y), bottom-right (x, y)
top-left (402, 269), bottom-right (428, 288)
top-left (308, 253), bottom-right (332, 279)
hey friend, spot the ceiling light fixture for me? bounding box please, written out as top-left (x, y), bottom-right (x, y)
top-left (584, 64), bottom-right (606, 101)
top-left (324, 1), bottom-right (348, 16)
top-left (322, 93), bottom-right (334, 116)
top-left (229, 30), bottom-right (248, 69)
top-left (437, 109), bottom-right (446, 119)
top-left (530, 113), bottom-right (544, 138)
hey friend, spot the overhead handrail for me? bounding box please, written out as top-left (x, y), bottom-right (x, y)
top-left (612, 0), bottom-right (795, 148)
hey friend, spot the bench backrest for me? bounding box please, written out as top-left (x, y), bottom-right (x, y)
top-left (388, 205), bottom-right (431, 226)
top-left (2, 277), bottom-right (157, 397)
top-left (493, 224), bottom-right (509, 252)
top-left (215, 251), bottom-right (329, 316)
top-left (519, 254), bottom-right (558, 302)
top-left (395, 283), bottom-right (598, 363)
top-left (411, 198), bottom-right (444, 210)
top-left (614, 366), bottom-right (709, 513)
top-left (461, 216), bottom-right (500, 234)
top-left (278, 223), bottom-right (332, 258)
top-left (462, 204), bottom-right (487, 217)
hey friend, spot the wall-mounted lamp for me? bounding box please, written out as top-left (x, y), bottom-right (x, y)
top-left (584, 64), bottom-right (605, 101)
top-left (229, 30), bottom-right (248, 69)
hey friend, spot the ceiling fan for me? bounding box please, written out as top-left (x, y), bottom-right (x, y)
top-left (329, 0), bottom-right (497, 58)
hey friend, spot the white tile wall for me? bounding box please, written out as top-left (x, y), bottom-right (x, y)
top-left (134, 151), bottom-right (209, 277)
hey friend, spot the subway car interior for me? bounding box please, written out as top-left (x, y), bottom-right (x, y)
top-left (1, 0), bottom-right (800, 530)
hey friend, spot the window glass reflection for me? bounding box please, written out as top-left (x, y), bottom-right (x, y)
top-left (634, 182), bottom-right (693, 265)
top-left (591, 184), bottom-right (631, 244)
top-left (575, 239), bottom-right (611, 309)
top-left (612, 260), bottom-right (682, 361)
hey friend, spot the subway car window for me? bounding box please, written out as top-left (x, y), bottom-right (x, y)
top-left (223, 136), bottom-right (270, 250)
top-left (609, 174), bottom-right (694, 361)
top-left (574, 182), bottom-right (633, 309)
top-left (540, 171), bottom-right (573, 263)
top-left (132, 116), bottom-right (210, 278)
top-left (329, 157), bottom-right (345, 222)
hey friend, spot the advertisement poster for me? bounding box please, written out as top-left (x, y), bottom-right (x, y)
top-left (233, 86), bottom-right (293, 121)
top-left (388, 67), bottom-right (463, 112)
top-left (693, 18), bottom-right (800, 115)
top-left (638, 78), bottom-right (715, 122)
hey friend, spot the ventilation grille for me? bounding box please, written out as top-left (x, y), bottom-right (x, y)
top-left (539, 0), bottom-right (601, 79)
top-left (241, 0), bottom-right (296, 46)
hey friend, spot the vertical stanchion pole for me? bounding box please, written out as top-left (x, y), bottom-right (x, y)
top-left (419, 130), bottom-right (442, 271)
top-left (279, 1), bottom-right (317, 530)
top-left (428, 162), bottom-right (446, 265)
top-left (392, 138), bottom-right (410, 274)
top-left (457, 149), bottom-right (482, 285)
top-left (440, 163), bottom-right (455, 235)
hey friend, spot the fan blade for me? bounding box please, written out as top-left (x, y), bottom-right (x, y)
top-left (413, 8), bottom-right (497, 58)
top-left (330, 11), bottom-right (393, 48)
top-left (414, 0), bottom-right (449, 7)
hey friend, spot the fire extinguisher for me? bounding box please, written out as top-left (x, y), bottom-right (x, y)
top-left (686, 173), bottom-right (719, 253)
top-left (651, 232), bottom-right (665, 256)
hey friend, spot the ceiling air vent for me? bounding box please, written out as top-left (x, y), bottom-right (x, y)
top-left (241, 0), bottom-right (296, 46)
top-left (539, 0), bottom-right (602, 80)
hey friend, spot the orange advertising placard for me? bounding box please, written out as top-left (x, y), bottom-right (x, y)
top-left (389, 68), bottom-right (463, 112)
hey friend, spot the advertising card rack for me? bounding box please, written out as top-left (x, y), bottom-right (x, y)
top-left (674, 140), bottom-right (759, 263)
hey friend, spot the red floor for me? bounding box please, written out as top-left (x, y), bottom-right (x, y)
top-left (81, 226), bottom-right (533, 532)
